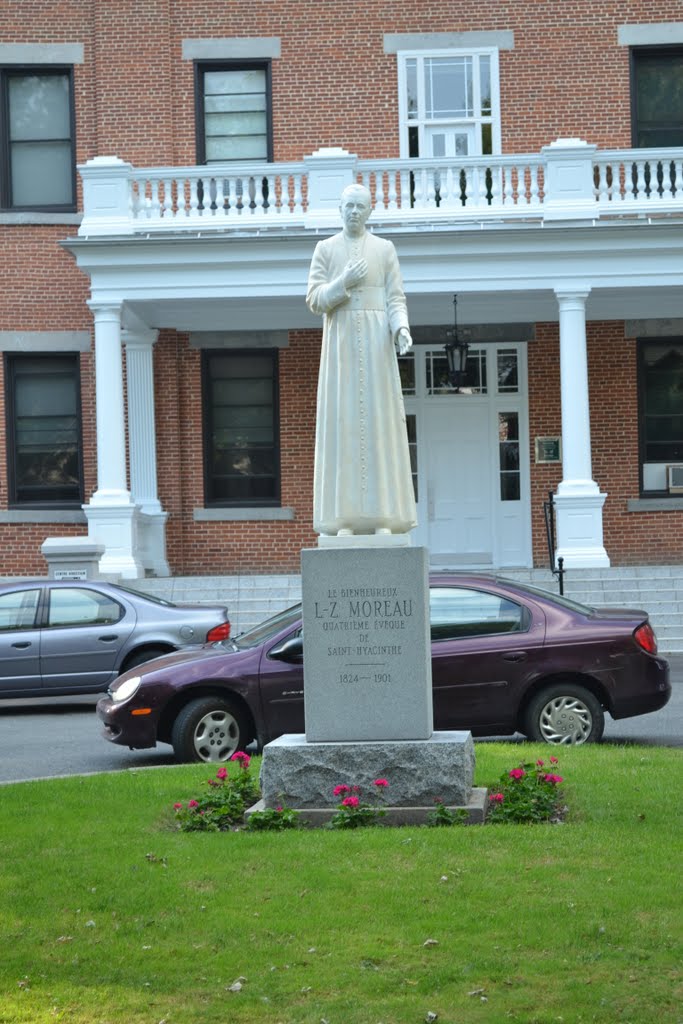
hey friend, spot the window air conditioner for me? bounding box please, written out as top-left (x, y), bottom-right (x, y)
top-left (667, 464), bottom-right (683, 493)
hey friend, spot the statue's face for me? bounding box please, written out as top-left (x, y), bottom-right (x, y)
top-left (341, 193), bottom-right (371, 234)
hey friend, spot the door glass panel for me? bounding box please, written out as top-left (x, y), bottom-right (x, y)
top-left (0, 590), bottom-right (40, 630)
top-left (48, 589), bottom-right (122, 628)
top-left (398, 351), bottom-right (415, 395)
top-left (499, 413), bottom-right (521, 501)
top-left (497, 349), bottom-right (519, 392)
top-left (429, 586), bottom-right (524, 640)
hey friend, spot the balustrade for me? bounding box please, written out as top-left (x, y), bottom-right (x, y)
top-left (78, 143), bottom-right (683, 237)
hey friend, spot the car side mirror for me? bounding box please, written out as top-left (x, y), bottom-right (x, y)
top-left (268, 635), bottom-right (303, 663)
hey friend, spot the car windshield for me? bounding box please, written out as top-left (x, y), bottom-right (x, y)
top-left (112, 584), bottom-right (174, 607)
top-left (228, 603), bottom-right (303, 650)
top-left (509, 580), bottom-right (594, 615)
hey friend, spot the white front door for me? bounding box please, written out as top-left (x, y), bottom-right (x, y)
top-left (404, 343), bottom-right (532, 569)
top-left (424, 403), bottom-right (492, 566)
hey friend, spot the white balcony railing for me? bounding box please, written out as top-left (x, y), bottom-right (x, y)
top-left (78, 140), bottom-right (683, 237)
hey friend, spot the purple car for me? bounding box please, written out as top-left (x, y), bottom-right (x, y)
top-left (97, 573), bottom-right (671, 760)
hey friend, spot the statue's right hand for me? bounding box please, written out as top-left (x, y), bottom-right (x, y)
top-left (342, 259), bottom-right (367, 290)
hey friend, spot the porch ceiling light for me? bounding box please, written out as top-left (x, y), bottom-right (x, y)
top-left (444, 294), bottom-right (469, 391)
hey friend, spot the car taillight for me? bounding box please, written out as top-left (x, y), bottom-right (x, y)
top-left (206, 622), bottom-right (231, 642)
top-left (634, 622), bottom-right (657, 655)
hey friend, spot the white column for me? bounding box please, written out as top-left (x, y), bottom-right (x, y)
top-left (553, 289), bottom-right (609, 568)
top-left (124, 331), bottom-right (169, 576)
top-left (83, 302), bottom-right (143, 579)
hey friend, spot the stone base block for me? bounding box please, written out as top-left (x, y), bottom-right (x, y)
top-left (259, 732), bottom-right (475, 809)
top-left (246, 788), bottom-right (488, 827)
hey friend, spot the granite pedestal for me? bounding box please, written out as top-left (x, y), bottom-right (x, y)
top-left (255, 542), bottom-right (486, 825)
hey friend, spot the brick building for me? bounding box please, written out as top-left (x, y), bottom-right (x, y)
top-left (1, 2), bottom-right (682, 593)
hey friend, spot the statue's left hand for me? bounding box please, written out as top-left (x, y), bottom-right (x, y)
top-left (396, 328), bottom-right (413, 355)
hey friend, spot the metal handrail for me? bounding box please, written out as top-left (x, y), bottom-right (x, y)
top-left (543, 490), bottom-right (565, 596)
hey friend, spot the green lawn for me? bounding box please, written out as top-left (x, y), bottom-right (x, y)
top-left (0, 743), bottom-right (680, 1024)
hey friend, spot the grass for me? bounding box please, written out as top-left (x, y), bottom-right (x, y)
top-left (0, 743), bottom-right (681, 1024)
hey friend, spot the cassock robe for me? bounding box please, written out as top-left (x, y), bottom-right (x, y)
top-left (306, 229), bottom-right (418, 535)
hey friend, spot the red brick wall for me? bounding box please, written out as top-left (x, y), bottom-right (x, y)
top-left (528, 322), bottom-right (683, 567)
top-left (1, 1), bottom-right (682, 574)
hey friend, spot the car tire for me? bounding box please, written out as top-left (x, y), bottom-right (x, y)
top-left (122, 646), bottom-right (170, 672)
top-left (171, 696), bottom-right (249, 763)
top-left (523, 683), bottom-right (604, 745)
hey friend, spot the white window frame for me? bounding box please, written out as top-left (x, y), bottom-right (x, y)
top-left (397, 48), bottom-right (502, 160)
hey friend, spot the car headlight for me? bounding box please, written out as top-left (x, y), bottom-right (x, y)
top-left (111, 675), bottom-right (142, 703)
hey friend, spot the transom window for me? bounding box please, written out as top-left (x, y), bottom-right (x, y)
top-left (399, 49), bottom-right (500, 159)
top-left (202, 350), bottom-right (280, 506)
top-left (638, 339), bottom-right (683, 493)
top-left (0, 67), bottom-right (75, 210)
top-left (631, 46), bottom-right (683, 148)
top-left (4, 354), bottom-right (83, 506)
top-left (196, 62), bottom-right (272, 163)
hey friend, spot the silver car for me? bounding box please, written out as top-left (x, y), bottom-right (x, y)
top-left (0, 580), bottom-right (230, 697)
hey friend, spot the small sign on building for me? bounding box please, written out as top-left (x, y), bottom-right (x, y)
top-left (535, 436), bottom-right (562, 464)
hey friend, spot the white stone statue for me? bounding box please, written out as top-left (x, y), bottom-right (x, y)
top-left (306, 183), bottom-right (417, 537)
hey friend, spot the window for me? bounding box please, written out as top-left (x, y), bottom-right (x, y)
top-left (429, 586), bottom-right (526, 641)
top-left (47, 588), bottom-right (122, 628)
top-left (202, 350), bottom-right (280, 506)
top-left (5, 354), bottom-right (83, 506)
top-left (631, 46), bottom-right (683, 148)
top-left (0, 67), bottom-right (75, 210)
top-left (638, 339), bottom-right (683, 493)
top-left (0, 589), bottom-right (40, 631)
top-left (398, 49), bottom-right (500, 159)
top-left (195, 62), bottom-right (272, 163)
top-left (498, 412), bottom-right (520, 501)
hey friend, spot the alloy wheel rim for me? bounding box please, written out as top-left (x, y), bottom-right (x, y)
top-left (193, 710), bottom-right (240, 762)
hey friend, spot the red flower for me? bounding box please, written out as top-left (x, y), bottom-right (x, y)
top-left (550, 756), bottom-right (559, 764)
top-left (543, 773), bottom-right (564, 785)
top-left (536, 759), bottom-right (545, 767)
top-left (276, 806), bottom-right (283, 812)
top-left (216, 767), bottom-right (227, 780)
top-left (231, 751), bottom-right (251, 768)
top-left (173, 802), bottom-right (183, 811)
top-left (188, 799), bottom-right (199, 809)
top-left (207, 778), bottom-right (218, 787)
top-left (489, 793), bottom-right (504, 803)
top-left (509, 768), bottom-right (526, 780)
top-left (351, 785), bottom-right (361, 793)
top-left (341, 796), bottom-right (360, 808)
top-left (333, 784), bottom-right (350, 796)
top-left (373, 778), bottom-right (389, 787)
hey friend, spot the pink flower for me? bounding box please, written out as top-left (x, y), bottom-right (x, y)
top-left (188, 799), bottom-right (199, 809)
top-left (341, 796), bottom-right (360, 808)
top-left (231, 751), bottom-right (251, 768)
top-left (550, 756), bottom-right (559, 764)
top-left (216, 767), bottom-right (227, 780)
top-left (351, 785), bottom-right (361, 793)
top-left (489, 793), bottom-right (504, 803)
top-left (276, 806), bottom-right (283, 812)
top-left (509, 768), bottom-right (526, 780)
top-left (543, 773), bottom-right (564, 785)
top-left (373, 778), bottom-right (389, 788)
top-left (173, 802), bottom-right (183, 811)
top-left (536, 759), bottom-right (545, 767)
top-left (333, 784), bottom-right (350, 796)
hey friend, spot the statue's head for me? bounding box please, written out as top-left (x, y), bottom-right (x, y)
top-left (340, 184), bottom-right (372, 233)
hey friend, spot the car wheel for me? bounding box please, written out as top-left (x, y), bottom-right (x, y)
top-left (171, 697), bottom-right (248, 763)
top-left (523, 683), bottom-right (604, 745)
top-left (122, 646), bottom-right (170, 672)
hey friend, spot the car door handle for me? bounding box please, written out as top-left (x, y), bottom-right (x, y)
top-left (98, 635), bottom-right (119, 643)
top-left (502, 651), bottom-right (527, 662)
top-left (11, 641), bottom-right (32, 649)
